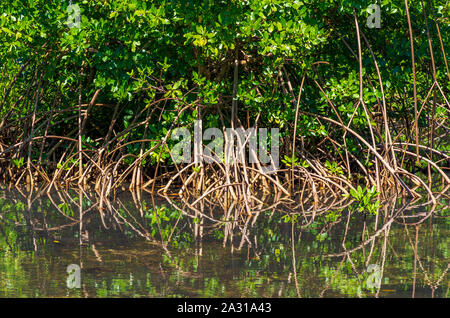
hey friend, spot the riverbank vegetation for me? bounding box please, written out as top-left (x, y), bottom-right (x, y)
top-left (0, 0), bottom-right (448, 208)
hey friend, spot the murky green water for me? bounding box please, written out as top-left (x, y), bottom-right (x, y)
top-left (0, 187), bottom-right (448, 297)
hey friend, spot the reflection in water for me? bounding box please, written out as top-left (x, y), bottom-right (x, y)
top-left (0, 185), bottom-right (448, 297)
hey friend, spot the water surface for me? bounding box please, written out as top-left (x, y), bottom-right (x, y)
top-left (0, 187), bottom-right (448, 297)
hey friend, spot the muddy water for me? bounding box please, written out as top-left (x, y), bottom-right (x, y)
top-left (0, 188), bottom-right (448, 297)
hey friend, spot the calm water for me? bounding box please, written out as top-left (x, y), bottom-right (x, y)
top-left (0, 187), bottom-right (448, 297)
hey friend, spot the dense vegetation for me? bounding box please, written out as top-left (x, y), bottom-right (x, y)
top-left (0, 0), bottom-right (448, 204)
